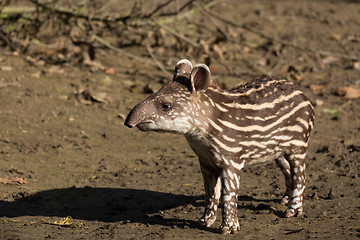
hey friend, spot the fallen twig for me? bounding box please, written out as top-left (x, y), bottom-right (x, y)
top-left (0, 218), bottom-right (36, 224)
top-left (0, 30), bottom-right (17, 51)
top-left (145, 44), bottom-right (172, 77)
top-left (0, 82), bottom-right (19, 88)
top-left (155, 0), bottom-right (197, 17)
top-left (145, 0), bottom-right (176, 18)
top-left (152, 19), bottom-right (200, 48)
top-left (0, 5), bottom-right (36, 15)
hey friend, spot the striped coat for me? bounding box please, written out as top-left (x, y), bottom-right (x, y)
top-left (125, 59), bottom-right (315, 234)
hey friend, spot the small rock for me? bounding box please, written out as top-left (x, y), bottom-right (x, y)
top-left (47, 66), bottom-right (65, 75)
top-left (327, 188), bottom-right (334, 199)
top-left (0, 66), bottom-right (13, 71)
top-left (353, 62), bottom-right (360, 70)
top-left (118, 113), bottom-right (126, 120)
top-left (311, 192), bottom-right (319, 200)
top-left (31, 71), bottom-right (42, 78)
top-left (315, 99), bottom-right (324, 106)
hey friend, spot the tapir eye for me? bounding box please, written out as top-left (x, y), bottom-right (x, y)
top-left (161, 102), bottom-right (172, 110)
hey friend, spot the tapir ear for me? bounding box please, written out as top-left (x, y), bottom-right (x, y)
top-left (173, 59), bottom-right (193, 91)
top-left (190, 64), bottom-right (211, 92)
top-left (174, 59), bottom-right (193, 79)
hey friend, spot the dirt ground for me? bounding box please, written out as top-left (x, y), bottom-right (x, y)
top-left (0, 0), bottom-right (360, 239)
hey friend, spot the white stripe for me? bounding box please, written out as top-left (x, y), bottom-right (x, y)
top-left (230, 179), bottom-right (235, 189)
top-left (283, 125), bottom-right (304, 132)
top-left (245, 115), bottom-right (276, 121)
top-left (239, 139), bottom-right (278, 147)
top-left (227, 169), bottom-right (234, 179)
top-left (230, 159), bottom-right (244, 171)
top-left (271, 135), bottom-right (293, 141)
top-left (234, 173), bottom-right (240, 188)
top-left (289, 152), bottom-right (307, 159)
top-left (203, 94), bottom-right (215, 107)
top-left (209, 80), bottom-right (285, 97)
top-left (218, 101), bottom-right (311, 132)
top-left (280, 140), bottom-right (307, 147)
top-left (215, 103), bottom-right (229, 112)
top-left (221, 90), bottom-right (303, 110)
top-left (241, 150), bottom-right (258, 159)
top-left (297, 117), bottom-right (309, 129)
top-left (207, 118), bottom-right (223, 132)
top-left (223, 134), bottom-right (236, 142)
top-left (211, 136), bottom-right (243, 153)
top-left (224, 179), bottom-right (230, 191)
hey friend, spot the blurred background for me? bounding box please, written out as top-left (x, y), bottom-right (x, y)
top-left (0, 0), bottom-right (359, 239)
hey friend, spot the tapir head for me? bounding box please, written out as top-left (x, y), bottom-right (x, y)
top-left (124, 59), bottom-right (211, 135)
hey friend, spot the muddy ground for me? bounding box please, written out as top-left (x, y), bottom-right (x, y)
top-left (0, 0), bottom-right (360, 239)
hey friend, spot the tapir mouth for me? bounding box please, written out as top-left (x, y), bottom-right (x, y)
top-left (135, 121), bottom-right (154, 131)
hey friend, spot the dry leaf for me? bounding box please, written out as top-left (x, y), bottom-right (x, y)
top-left (105, 67), bottom-right (115, 75)
top-left (90, 92), bottom-right (110, 103)
top-left (42, 216), bottom-right (85, 228)
top-left (336, 87), bottom-right (360, 99)
top-left (213, 44), bottom-right (224, 60)
top-left (0, 177), bottom-right (28, 185)
top-left (77, 89), bottom-right (110, 104)
top-left (328, 32), bottom-right (341, 41)
top-left (353, 62), bottom-right (360, 70)
top-left (321, 56), bottom-right (339, 65)
top-left (83, 58), bottom-right (105, 71)
top-left (311, 85), bottom-right (325, 93)
top-left (293, 74), bottom-right (302, 81)
top-left (256, 58), bottom-right (268, 67)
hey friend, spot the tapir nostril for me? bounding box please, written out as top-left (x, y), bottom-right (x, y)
top-left (124, 121), bottom-right (133, 128)
top-left (124, 115), bottom-right (135, 128)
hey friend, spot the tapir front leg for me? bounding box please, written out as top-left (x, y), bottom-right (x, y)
top-left (198, 163), bottom-right (221, 228)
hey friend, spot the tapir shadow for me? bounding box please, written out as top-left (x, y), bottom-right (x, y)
top-left (0, 187), bottom-right (201, 227)
top-left (238, 195), bottom-right (285, 218)
top-left (0, 187), bottom-right (284, 229)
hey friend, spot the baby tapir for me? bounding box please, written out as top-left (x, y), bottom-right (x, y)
top-left (124, 59), bottom-right (315, 234)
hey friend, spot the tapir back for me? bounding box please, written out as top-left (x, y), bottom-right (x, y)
top-left (193, 76), bottom-right (314, 163)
